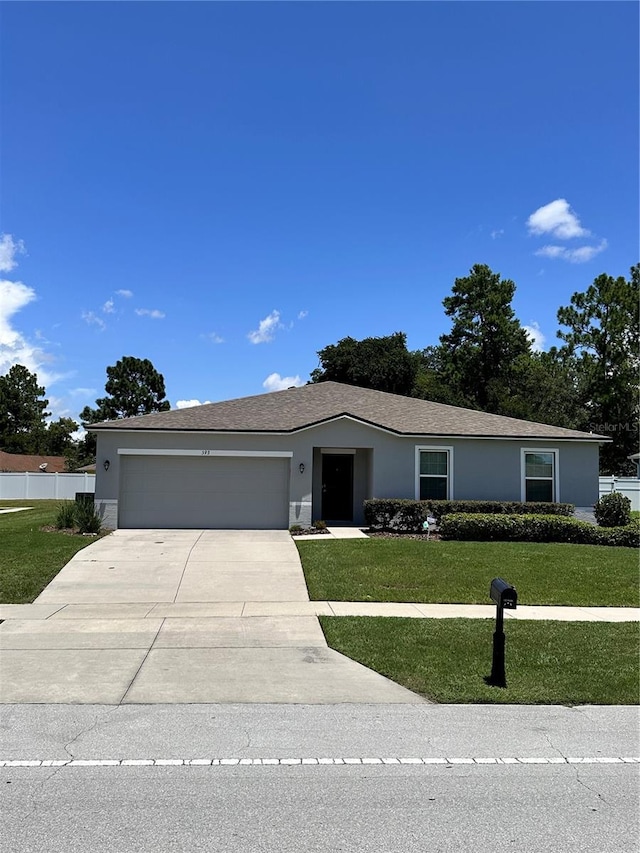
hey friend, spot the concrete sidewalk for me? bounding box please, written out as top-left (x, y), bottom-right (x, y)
top-left (1, 602), bottom-right (637, 622)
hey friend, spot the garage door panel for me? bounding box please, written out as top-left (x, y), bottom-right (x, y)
top-left (119, 456), bottom-right (290, 529)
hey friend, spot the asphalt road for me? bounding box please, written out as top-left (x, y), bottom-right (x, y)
top-left (1, 704), bottom-right (638, 852)
top-left (3, 763), bottom-right (637, 853)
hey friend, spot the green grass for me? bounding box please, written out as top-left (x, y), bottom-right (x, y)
top-left (0, 500), bottom-right (105, 603)
top-left (320, 616), bottom-right (640, 704)
top-left (297, 539), bottom-right (639, 607)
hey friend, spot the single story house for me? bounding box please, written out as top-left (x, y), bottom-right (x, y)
top-left (90, 381), bottom-right (607, 530)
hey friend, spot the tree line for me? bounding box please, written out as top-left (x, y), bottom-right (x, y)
top-left (310, 264), bottom-right (638, 475)
top-left (0, 263), bottom-right (637, 475)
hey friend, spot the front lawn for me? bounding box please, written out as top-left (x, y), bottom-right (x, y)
top-left (0, 501), bottom-right (105, 603)
top-left (320, 616), bottom-right (640, 704)
top-left (297, 539), bottom-right (639, 607)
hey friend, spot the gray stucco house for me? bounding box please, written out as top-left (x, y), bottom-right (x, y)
top-left (91, 381), bottom-right (606, 530)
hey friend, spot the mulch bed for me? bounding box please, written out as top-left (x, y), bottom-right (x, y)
top-left (290, 528), bottom-right (330, 536)
top-left (292, 528), bottom-right (441, 540)
top-left (40, 525), bottom-right (100, 537)
top-left (366, 530), bottom-right (441, 541)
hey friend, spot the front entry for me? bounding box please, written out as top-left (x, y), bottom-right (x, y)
top-left (321, 454), bottom-right (354, 521)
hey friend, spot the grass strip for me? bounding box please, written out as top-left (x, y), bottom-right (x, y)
top-left (0, 501), bottom-right (105, 603)
top-left (320, 616), bottom-right (640, 704)
top-left (298, 539), bottom-right (639, 606)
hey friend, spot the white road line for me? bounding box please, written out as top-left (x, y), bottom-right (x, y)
top-left (0, 756), bottom-right (637, 768)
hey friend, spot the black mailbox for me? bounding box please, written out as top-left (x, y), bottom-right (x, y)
top-left (488, 577), bottom-right (517, 687)
top-left (490, 578), bottom-right (517, 610)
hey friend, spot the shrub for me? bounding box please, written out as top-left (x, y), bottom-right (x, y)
top-left (289, 524), bottom-right (303, 533)
top-left (55, 502), bottom-right (76, 530)
top-left (594, 492), bottom-right (632, 528)
top-left (313, 520), bottom-right (328, 530)
top-left (74, 497), bottom-right (101, 534)
top-left (363, 499), bottom-right (428, 532)
top-left (424, 500), bottom-right (574, 522)
top-left (440, 513), bottom-right (639, 548)
top-left (363, 499), bottom-right (574, 531)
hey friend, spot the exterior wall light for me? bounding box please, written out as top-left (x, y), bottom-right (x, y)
top-left (103, 459), bottom-right (111, 471)
top-left (299, 463), bottom-right (305, 474)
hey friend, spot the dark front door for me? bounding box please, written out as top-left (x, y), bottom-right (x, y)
top-left (321, 454), bottom-right (354, 521)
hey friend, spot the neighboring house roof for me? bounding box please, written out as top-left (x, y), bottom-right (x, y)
top-left (0, 451), bottom-right (67, 473)
top-left (89, 381), bottom-right (607, 441)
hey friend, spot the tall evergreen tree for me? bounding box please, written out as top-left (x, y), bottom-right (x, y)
top-left (81, 356), bottom-right (171, 425)
top-left (433, 264), bottom-right (532, 412)
top-left (0, 365), bottom-right (50, 453)
top-left (557, 265), bottom-right (639, 474)
top-left (80, 357), bottom-right (171, 458)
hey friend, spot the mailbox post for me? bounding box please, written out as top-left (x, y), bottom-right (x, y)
top-left (489, 577), bottom-right (517, 687)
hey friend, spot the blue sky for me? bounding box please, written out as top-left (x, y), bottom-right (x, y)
top-left (1, 1), bottom-right (638, 426)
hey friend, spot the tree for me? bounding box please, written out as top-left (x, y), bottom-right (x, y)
top-left (431, 264), bottom-right (532, 413)
top-left (502, 348), bottom-right (583, 428)
top-left (0, 365), bottom-right (50, 453)
top-left (81, 356), bottom-right (171, 427)
top-left (310, 332), bottom-right (419, 396)
top-left (63, 435), bottom-right (95, 472)
top-left (45, 417), bottom-right (79, 455)
top-left (557, 265), bottom-right (639, 475)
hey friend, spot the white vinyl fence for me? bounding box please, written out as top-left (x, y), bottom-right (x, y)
top-left (0, 473), bottom-right (96, 501)
top-left (598, 476), bottom-right (640, 512)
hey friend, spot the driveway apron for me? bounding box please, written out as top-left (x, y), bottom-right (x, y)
top-left (0, 530), bottom-right (422, 704)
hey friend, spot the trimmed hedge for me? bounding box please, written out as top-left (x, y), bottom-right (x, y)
top-left (425, 500), bottom-right (573, 521)
top-left (439, 513), bottom-right (640, 548)
top-left (363, 498), bottom-right (574, 531)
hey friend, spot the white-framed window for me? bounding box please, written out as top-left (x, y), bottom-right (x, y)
top-left (415, 446), bottom-right (453, 501)
top-left (521, 448), bottom-right (559, 502)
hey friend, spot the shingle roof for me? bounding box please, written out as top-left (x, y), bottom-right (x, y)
top-left (0, 451), bottom-right (68, 473)
top-left (89, 381), bottom-right (605, 441)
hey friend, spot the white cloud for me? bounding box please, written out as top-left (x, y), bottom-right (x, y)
top-left (1, 280), bottom-right (36, 330)
top-left (175, 399), bottom-right (212, 409)
top-left (82, 310), bottom-right (106, 330)
top-left (46, 395), bottom-right (73, 421)
top-left (69, 387), bottom-right (96, 398)
top-left (534, 245), bottom-right (566, 259)
top-left (248, 310), bottom-right (282, 344)
top-left (0, 278), bottom-right (61, 386)
top-left (135, 308), bottom-right (165, 319)
top-left (116, 289), bottom-right (133, 298)
top-left (535, 239), bottom-right (608, 264)
top-left (206, 332), bottom-right (224, 344)
top-left (102, 298), bottom-right (115, 314)
top-left (0, 234), bottom-right (26, 273)
top-left (262, 373), bottom-right (304, 392)
top-left (1, 279), bottom-right (36, 362)
top-left (490, 229), bottom-right (504, 240)
top-left (527, 199), bottom-right (589, 239)
top-left (0, 238), bottom-right (64, 387)
top-left (523, 322), bottom-right (546, 353)
top-left (297, 310), bottom-right (308, 320)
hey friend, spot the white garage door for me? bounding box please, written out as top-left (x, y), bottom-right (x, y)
top-left (118, 455), bottom-right (290, 529)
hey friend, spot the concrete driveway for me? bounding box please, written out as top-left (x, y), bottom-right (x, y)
top-left (0, 530), bottom-right (422, 705)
